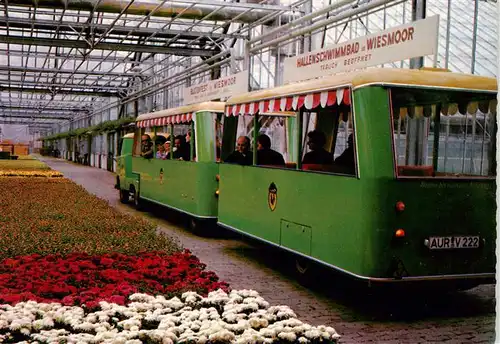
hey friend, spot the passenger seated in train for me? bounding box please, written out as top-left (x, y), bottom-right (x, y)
top-left (155, 135), bottom-right (168, 159)
top-left (302, 130), bottom-right (333, 164)
top-left (140, 134), bottom-right (154, 159)
top-left (225, 136), bottom-right (253, 166)
top-left (173, 135), bottom-right (191, 161)
top-left (333, 133), bottom-right (355, 175)
top-left (164, 141), bottom-right (171, 159)
top-left (256, 134), bottom-right (285, 167)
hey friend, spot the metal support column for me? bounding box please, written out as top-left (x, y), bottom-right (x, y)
top-left (409, 0), bottom-right (426, 69)
top-left (408, 0), bottom-right (427, 166)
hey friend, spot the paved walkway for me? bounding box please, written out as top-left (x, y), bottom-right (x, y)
top-left (37, 156), bottom-right (496, 344)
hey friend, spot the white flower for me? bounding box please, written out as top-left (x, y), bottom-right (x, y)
top-left (208, 328), bottom-right (235, 342)
top-left (278, 331), bottom-right (297, 342)
top-left (304, 328), bottom-right (322, 339)
top-left (0, 289), bottom-right (341, 343)
top-left (247, 317), bottom-right (266, 329)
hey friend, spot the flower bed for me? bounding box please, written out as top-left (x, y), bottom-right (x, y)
top-left (0, 158), bottom-right (62, 177)
top-left (16, 155), bottom-right (37, 160)
top-left (0, 250), bottom-right (228, 308)
top-left (0, 289), bottom-right (340, 343)
top-left (0, 170), bottom-right (63, 177)
top-left (0, 164), bottom-right (341, 343)
top-left (0, 159), bottom-right (51, 171)
top-left (0, 177), bottom-right (181, 258)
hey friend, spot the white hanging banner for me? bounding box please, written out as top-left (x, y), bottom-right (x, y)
top-left (283, 15), bottom-right (440, 84)
top-left (183, 71), bottom-right (248, 105)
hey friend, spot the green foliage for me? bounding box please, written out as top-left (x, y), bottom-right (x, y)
top-left (41, 117), bottom-right (135, 141)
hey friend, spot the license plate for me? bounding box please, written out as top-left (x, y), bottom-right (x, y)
top-left (426, 236), bottom-right (480, 250)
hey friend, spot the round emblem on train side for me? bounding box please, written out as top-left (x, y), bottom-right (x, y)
top-left (159, 168), bottom-right (164, 185)
top-left (268, 182), bottom-right (277, 211)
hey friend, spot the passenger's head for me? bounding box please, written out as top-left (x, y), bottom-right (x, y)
top-left (236, 136), bottom-right (250, 154)
top-left (307, 130), bottom-right (326, 151)
top-left (164, 141), bottom-right (171, 151)
top-left (257, 134), bottom-right (271, 151)
top-left (141, 134), bottom-right (151, 145)
top-left (174, 135), bottom-right (186, 148)
top-left (186, 130), bottom-right (192, 143)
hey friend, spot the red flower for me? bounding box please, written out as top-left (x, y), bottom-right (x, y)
top-left (0, 250), bottom-right (230, 307)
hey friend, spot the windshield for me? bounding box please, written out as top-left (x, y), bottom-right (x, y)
top-left (390, 87), bottom-right (497, 178)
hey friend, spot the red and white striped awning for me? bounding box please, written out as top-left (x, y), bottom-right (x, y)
top-left (137, 112), bottom-right (194, 128)
top-left (225, 88), bottom-right (351, 117)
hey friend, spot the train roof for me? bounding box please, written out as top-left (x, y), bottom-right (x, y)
top-left (226, 68), bottom-right (497, 105)
top-left (123, 133), bottom-right (134, 139)
top-left (136, 101), bottom-right (225, 122)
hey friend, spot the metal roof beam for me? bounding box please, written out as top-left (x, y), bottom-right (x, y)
top-left (4, 0), bottom-right (295, 24)
top-left (0, 80), bottom-right (126, 91)
top-left (0, 35), bottom-right (216, 57)
top-left (0, 113), bottom-right (73, 120)
top-left (0, 86), bottom-right (120, 97)
top-left (0, 96), bottom-right (102, 104)
top-left (0, 66), bottom-right (138, 77)
top-left (0, 16), bottom-right (245, 40)
top-left (0, 120), bottom-right (56, 126)
top-left (0, 105), bottom-right (87, 112)
top-left (0, 50), bottom-right (163, 65)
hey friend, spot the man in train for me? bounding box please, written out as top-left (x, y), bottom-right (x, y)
top-left (140, 134), bottom-right (154, 159)
top-left (173, 135), bottom-right (191, 161)
top-left (333, 133), bottom-right (355, 175)
top-left (225, 135), bottom-right (253, 166)
top-left (302, 130), bottom-right (333, 165)
top-left (256, 134), bottom-right (285, 167)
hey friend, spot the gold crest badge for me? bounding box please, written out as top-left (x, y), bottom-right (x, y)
top-left (268, 182), bottom-right (277, 211)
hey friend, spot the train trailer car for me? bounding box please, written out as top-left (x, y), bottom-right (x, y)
top-left (121, 102), bottom-right (226, 230)
top-left (115, 132), bottom-right (136, 202)
top-left (216, 68), bottom-right (497, 290)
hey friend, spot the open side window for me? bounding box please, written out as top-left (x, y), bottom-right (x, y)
top-left (390, 87), bottom-right (497, 178)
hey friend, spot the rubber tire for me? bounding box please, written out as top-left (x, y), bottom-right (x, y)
top-left (295, 257), bottom-right (311, 275)
top-left (119, 188), bottom-right (129, 204)
top-left (294, 257), bottom-right (316, 287)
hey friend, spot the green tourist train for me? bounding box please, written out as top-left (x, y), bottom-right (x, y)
top-left (116, 68), bottom-right (497, 289)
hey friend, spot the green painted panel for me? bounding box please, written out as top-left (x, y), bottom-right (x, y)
top-left (280, 220), bottom-right (312, 256)
top-left (386, 178), bottom-right (496, 277)
top-left (132, 157), bottom-right (219, 218)
top-left (117, 137), bottom-right (136, 190)
top-left (217, 164), bottom-right (374, 277)
top-left (195, 112), bottom-right (216, 162)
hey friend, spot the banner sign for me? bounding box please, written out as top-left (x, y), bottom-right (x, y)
top-left (183, 71), bottom-right (248, 105)
top-left (283, 15), bottom-right (440, 84)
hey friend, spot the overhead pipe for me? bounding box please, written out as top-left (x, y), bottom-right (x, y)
top-left (250, 0), bottom-right (403, 53)
top-left (122, 49), bottom-right (231, 101)
top-left (249, 0), bottom-right (359, 44)
top-left (77, 56), bottom-right (230, 121)
top-left (6, 0), bottom-right (297, 24)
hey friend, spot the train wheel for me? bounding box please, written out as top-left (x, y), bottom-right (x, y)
top-left (295, 257), bottom-right (310, 275)
top-left (189, 218), bottom-right (199, 231)
top-left (119, 189), bottom-right (129, 203)
top-left (189, 218), bottom-right (207, 236)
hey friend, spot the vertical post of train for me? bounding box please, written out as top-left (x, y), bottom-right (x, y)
top-left (407, 0), bottom-right (427, 166)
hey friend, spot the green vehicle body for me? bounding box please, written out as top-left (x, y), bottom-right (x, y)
top-left (124, 102), bottom-right (225, 221)
top-left (115, 69), bottom-right (496, 286)
top-left (116, 133), bottom-right (138, 196)
top-left (216, 68), bottom-right (497, 286)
